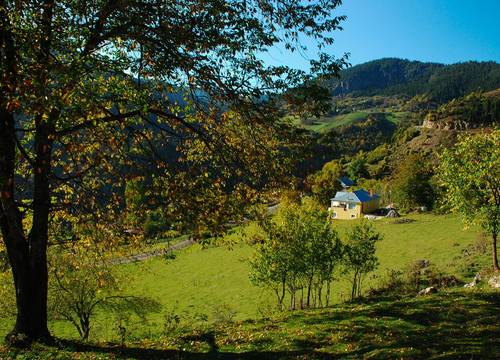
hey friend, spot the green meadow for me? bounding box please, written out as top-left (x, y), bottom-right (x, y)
top-left (122, 213), bottom-right (484, 325)
top-left (1, 213), bottom-right (487, 343)
top-left (299, 110), bottom-right (410, 133)
top-left (2, 213), bottom-right (498, 359)
top-left (306, 111), bottom-right (369, 132)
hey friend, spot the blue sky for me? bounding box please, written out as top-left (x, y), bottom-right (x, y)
top-left (263, 0), bottom-right (500, 69)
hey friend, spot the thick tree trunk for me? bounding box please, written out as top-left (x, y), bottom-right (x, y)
top-left (0, 109), bottom-right (52, 343)
top-left (5, 241), bottom-right (51, 342)
top-left (25, 119), bottom-right (54, 340)
top-left (493, 233), bottom-right (499, 272)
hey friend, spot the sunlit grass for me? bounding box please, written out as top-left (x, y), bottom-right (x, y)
top-left (0, 213), bottom-right (488, 343)
top-left (2, 289), bottom-right (499, 359)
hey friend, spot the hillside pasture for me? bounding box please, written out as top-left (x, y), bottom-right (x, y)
top-left (306, 111), bottom-right (369, 132)
top-left (0, 214), bottom-right (490, 343)
top-left (301, 110), bottom-right (409, 133)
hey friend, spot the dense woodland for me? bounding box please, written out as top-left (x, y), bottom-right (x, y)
top-left (328, 58), bottom-right (500, 102)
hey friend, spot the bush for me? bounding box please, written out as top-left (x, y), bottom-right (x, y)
top-left (368, 270), bottom-right (406, 297)
top-left (163, 308), bottom-right (182, 334)
top-left (391, 153), bottom-right (436, 211)
top-left (143, 210), bottom-right (168, 239)
top-left (368, 263), bottom-right (462, 298)
top-left (49, 245), bottom-right (162, 340)
top-left (212, 304), bottom-right (237, 325)
top-left (163, 250), bottom-right (177, 261)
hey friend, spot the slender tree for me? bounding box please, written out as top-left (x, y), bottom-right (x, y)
top-left (250, 197), bottom-right (342, 309)
top-left (343, 221), bottom-right (381, 300)
top-left (0, 0), bottom-right (347, 342)
top-left (49, 243), bottom-right (161, 341)
top-left (438, 130), bottom-right (500, 271)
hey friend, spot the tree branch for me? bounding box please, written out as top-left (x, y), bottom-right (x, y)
top-left (56, 110), bottom-right (141, 137)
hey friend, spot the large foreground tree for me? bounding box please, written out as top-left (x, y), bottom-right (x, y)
top-left (438, 130), bottom-right (500, 272)
top-left (0, 0), bottom-right (347, 342)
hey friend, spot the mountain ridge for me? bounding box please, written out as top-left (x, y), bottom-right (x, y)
top-left (327, 58), bottom-right (500, 102)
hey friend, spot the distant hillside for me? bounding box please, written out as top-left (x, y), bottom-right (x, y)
top-left (329, 58), bottom-right (500, 102)
top-left (422, 89), bottom-right (500, 130)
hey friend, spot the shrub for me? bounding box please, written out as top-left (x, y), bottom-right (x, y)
top-left (212, 304), bottom-right (237, 325)
top-left (343, 221), bottom-right (382, 300)
top-left (367, 270), bottom-right (406, 297)
top-left (163, 309), bottom-right (182, 334)
top-left (49, 246), bottom-right (161, 340)
top-left (391, 153), bottom-right (436, 212)
top-left (369, 263), bottom-right (462, 298)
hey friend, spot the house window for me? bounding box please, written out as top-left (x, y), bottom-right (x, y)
top-left (351, 214), bottom-right (356, 218)
top-left (332, 212), bottom-right (337, 219)
top-left (348, 203), bottom-right (356, 209)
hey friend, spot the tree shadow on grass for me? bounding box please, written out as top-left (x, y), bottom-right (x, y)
top-left (5, 291), bottom-right (499, 359)
top-left (50, 339), bottom-right (333, 359)
top-left (293, 291), bottom-right (500, 359)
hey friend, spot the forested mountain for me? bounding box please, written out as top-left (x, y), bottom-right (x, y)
top-left (422, 89), bottom-right (500, 130)
top-left (329, 58), bottom-right (500, 102)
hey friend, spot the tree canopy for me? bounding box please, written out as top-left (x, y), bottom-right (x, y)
top-left (391, 153), bottom-right (435, 212)
top-left (437, 130), bottom-right (500, 271)
top-left (250, 197), bottom-right (342, 310)
top-left (0, 0), bottom-right (347, 342)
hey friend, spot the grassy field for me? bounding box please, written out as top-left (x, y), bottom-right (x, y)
top-left (305, 112), bottom-right (369, 132)
top-left (384, 111), bottom-right (410, 125)
top-left (0, 213), bottom-right (492, 346)
top-left (122, 213), bottom-right (485, 324)
top-left (299, 110), bottom-right (411, 133)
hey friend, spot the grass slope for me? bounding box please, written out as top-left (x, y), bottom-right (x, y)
top-left (0, 214), bottom-right (490, 344)
top-left (306, 112), bottom-right (369, 132)
top-left (301, 110), bottom-right (408, 133)
top-left (122, 214), bottom-right (484, 322)
top-left (2, 289), bottom-right (499, 359)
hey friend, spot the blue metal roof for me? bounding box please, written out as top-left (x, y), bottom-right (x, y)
top-left (331, 189), bottom-right (379, 203)
top-left (339, 176), bottom-right (355, 187)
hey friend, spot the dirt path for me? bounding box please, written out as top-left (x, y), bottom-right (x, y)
top-left (112, 238), bottom-right (197, 265)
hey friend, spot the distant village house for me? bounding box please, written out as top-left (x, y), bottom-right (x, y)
top-left (329, 189), bottom-right (380, 220)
